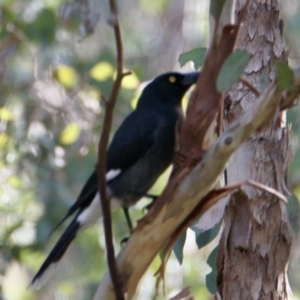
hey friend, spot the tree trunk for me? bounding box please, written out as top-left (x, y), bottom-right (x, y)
top-left (219, 0), bottom-right (293, 299)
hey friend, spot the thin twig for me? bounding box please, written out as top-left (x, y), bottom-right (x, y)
top-left (96, 0), bottom-right (126, 299)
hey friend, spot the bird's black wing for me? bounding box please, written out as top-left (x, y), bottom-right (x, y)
top-left (106, 108), bottom-right (161, 174)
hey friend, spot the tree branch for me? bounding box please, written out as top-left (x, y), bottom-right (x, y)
top-left (92, 72), bottom-right (300, 300)
top-left (96, 1), bottom-right (126, 299)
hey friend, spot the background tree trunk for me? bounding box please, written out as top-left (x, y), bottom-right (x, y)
top-left (219, 0), bottom-right (293, 299)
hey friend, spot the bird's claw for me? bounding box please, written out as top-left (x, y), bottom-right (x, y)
top-left (121, 236), bottom-right (129, 245)
top-left (142, 194), bottom-right (158, 212)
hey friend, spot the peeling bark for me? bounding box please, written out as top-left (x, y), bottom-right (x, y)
top-left (220, 1), bottom-right (293, 299)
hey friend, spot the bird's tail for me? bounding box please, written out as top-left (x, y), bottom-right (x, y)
top-left (29, 195), bottom-right (121, 289)
top-left (29, 219), bottom-right (80, 290)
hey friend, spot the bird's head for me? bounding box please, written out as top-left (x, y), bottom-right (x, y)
top-left (137, 72), bottom-right (199, 109)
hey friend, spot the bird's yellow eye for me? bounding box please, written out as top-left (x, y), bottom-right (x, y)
top-left (169, 76), bottom-right (176, 83)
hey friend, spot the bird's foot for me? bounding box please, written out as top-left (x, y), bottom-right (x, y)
top-left (121, 236), bottom-right (129, 245)
top-left (142, 194), bottom-right (159, 212)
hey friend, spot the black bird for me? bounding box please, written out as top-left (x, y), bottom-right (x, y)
top-left (30, 71), bottom-right (199, 289)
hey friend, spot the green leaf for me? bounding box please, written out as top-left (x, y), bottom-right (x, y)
top-left (217, 49), bottom-right (251, 92)
top-left (172, 232), bottom-right (186, 265)
top-left (288, 193), bottom-right (300, 234)
top-left (276, 61), bottom-right (294, 92)
top-left (205, 246), bottom-right (218, 294)
top-left (179, 48), bottom-right (207, 70)
top-left (209, 0), bottom-right (226, 21)
top-left (195, 222), bottom-right (221, 249)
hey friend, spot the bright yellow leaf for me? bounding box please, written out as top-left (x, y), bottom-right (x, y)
top-left (56, 65), bottom-right (78, 89)
top-left (90, 61), bottom-right (114, 81)
top-left (0, 108), bottom-right (13, 121)
top-left (121, 72), bottom-right (140, 89)
top-left (60, 123), bottom-right (81, 145)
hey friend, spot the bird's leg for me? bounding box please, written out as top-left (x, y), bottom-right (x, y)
top-left (120, 207), bottom-right (133, 245)
top-left (123, 207), bottom-right (133, 231)
top-left (121, 195), bottom-right (159, 245)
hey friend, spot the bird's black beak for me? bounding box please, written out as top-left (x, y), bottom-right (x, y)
top-left (181, 72), bottom-right (200, 86)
